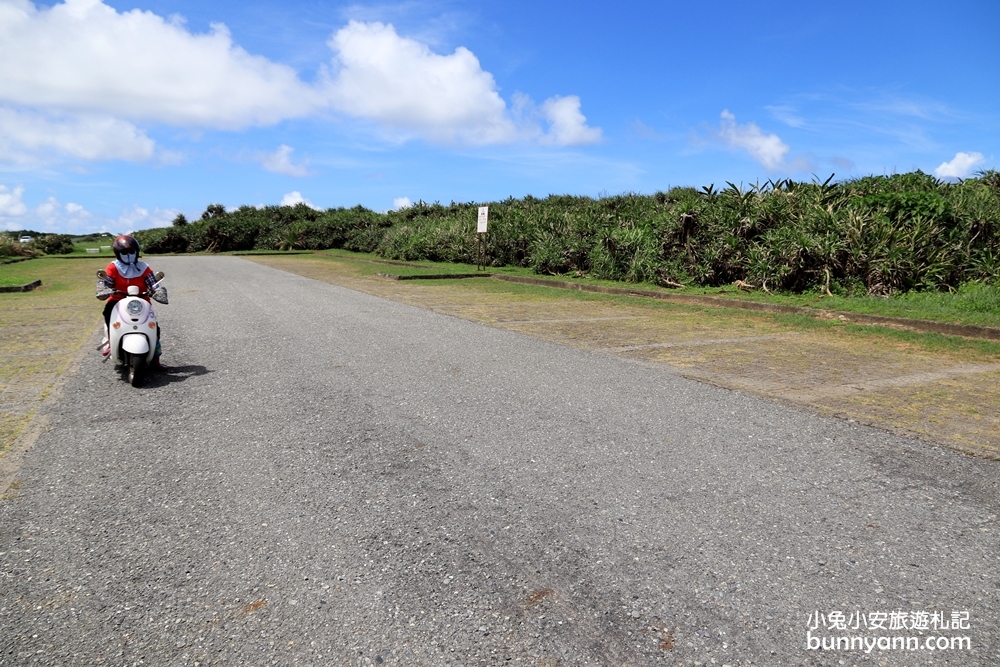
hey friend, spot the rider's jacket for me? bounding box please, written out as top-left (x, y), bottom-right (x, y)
top-left (97, 260), bottom-right (157, 303)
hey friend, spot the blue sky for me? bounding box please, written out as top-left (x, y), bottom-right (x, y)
top-left (1, 0), bottom-right (997, 234)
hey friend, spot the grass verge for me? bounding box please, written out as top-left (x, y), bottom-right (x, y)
top-left (0, 257), bottom-right (105, 457)
top-left (314, 249), bottom-right (1000, 329)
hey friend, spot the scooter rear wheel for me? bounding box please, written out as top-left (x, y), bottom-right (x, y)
top-left (128, 353), bottom-right (146, 387)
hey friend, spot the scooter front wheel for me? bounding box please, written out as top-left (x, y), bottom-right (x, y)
top-left (128, 353), bottom-right (146, 387)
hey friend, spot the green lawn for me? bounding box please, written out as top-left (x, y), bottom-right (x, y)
top-left (311, 248), bottom-right (1000, 328)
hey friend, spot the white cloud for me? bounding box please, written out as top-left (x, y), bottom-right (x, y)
top-left (280, 191), bottom-right (319, 209)
top-left (853, 97), bottom-right (956, 122)
top-left (0, 3), bottom-right (600, 165)
top-left (4, 184), bottom-right (168, 233)
top-left (259, 144), bottom-right (309, 177)
top-left (21, 193), bottom-right (95, 233)
top-left (392, 196), bottom-right (412, 210)
top-left (0, 0), bottom-right (321, 129)
top-left (36, 196), bottom-right (91, 229)
top-left (0, 184), bottom-right (28, 217)
top-left (327, 21), bottom-right (516, 145)
top-left (0, 108), bottom-right (155, 163)
top-left (325, 21), bottom-right (600, 146)
top-left (35, 196), bottom-right (60, 220)
top-left (934, 151), bottom-right (985, 179)
top-left (539, 96), bottom-right (602, 146)
top-left (116, 204), bottom-right (180, 233)
top-left (717, 110), bottom-right (790, 170)
top-left (765, 105), bottom-right (806, 129)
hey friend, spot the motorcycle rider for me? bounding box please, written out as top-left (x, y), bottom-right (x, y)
top-left (96, 234), bottom-right (169, 371)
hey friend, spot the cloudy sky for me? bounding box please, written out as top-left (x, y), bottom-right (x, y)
top-left (1, 0), bottom-right (997, 233)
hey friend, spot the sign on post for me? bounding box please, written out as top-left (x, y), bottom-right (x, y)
top-left (476, 206), bottom-right (489, 270)
top-left (477, 206), bottom-right (489, 233)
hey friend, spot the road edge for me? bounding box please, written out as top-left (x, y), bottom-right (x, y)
top-left (0, 322), bottom-right (101, 495)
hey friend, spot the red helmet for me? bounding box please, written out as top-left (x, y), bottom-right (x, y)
top-left (112, 234), bottom-right (140, 261)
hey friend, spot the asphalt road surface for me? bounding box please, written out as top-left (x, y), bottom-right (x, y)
top-left (1, 256), bottom-right (997, 666)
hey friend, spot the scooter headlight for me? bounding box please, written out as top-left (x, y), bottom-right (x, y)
top-left (126, 300), bottom-right (144, 316)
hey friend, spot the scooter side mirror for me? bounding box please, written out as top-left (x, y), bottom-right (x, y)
top-left (97, 269), bottom-right (107, 279)
top-left (154, 271), bottom-right (165, 281)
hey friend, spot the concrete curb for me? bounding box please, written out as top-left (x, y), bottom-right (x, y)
top-left (0, 280), bottom-right (42, 293)
top-left (231, 251), bottom-right (315, 256)
top-left (341, 256), bottom-right (432, 269)
top-left (376, 272), bottom-right (490, 281)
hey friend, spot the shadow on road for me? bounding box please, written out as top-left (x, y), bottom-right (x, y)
top-left (141, 364), bottom-right (211, 387)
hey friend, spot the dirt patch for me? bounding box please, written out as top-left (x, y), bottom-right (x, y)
top-left (524, 589), bottom-right (555, 607)
top-left (810, 371), bottom-right (1000, 457)
top-left (249, 254), bottom-right (1000, 458)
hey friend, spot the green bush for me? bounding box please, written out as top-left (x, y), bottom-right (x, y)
top-left (130, 170), bottom-right (1000, 295)
top-left (0, 238), bottom-right (38, 259)
top-left (35, 234), bottom-right (75, 255)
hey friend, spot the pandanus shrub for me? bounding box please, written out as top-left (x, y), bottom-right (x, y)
top-left (132, 170), bottom-right (1000, 295)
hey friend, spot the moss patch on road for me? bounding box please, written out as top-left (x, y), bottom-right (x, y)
top-left (249, 253), bottom-right (1000, 458)
top-left (0, 258), bottom-right (105, 458)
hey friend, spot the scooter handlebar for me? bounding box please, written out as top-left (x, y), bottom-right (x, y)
top-left (109, 288), bottom-right (158, 298)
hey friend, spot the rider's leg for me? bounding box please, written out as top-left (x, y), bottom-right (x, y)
top-left (100, 301), bottom-right (114, 355)
top-left (151, 325), bottom-right (167, 371)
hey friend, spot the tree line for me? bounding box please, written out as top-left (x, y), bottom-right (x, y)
top-left (134, 170), bottom-right (1000, 296)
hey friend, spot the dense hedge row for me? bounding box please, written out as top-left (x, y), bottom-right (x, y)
top-left (135, 171), bottom-right (1000, 295)
top-left (136, 204), bottom-right (390, 255)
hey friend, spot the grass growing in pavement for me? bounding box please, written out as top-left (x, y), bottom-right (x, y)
top-left (491, 278), bottom-right (1000, 328)
top-left (485, 281), bottom-right (1000, 358)
top-left (318, 248), bottom-right (489, 275)
top-left (0, 257), bottom-right (105, 456)
top-left (309, 249), bottom-right (1000, 329)
top-left (258, 251), bottom-right (1000, 359)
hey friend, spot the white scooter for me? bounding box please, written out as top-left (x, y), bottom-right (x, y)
top-left (97, 270), bottom-right (166, 387)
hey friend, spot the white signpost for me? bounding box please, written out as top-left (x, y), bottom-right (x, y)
top-left (476, 206), bottom-right (489, 270)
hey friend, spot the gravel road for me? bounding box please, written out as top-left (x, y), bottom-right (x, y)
top-left (1, 256), bottom-right (997, 666)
